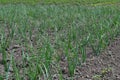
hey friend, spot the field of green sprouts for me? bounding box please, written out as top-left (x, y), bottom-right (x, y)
top-left (0, 2), bottom-right (120, 80)
top-left (0, 0), bottom-right (120, 4)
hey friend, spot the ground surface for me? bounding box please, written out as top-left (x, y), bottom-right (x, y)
top-left (0, 36), bottom-right (120, 80)
top-left (54, 36), bottom-right (120, 80)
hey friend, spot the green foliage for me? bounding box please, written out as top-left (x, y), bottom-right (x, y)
top-left (0, 0), bottom-right (120, 4)
top-left (0, 2), bottom-right (120, 79)
top-left (0, 75), bottom-right (3, 80)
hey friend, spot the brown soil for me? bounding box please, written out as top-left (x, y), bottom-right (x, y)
top-left (0, 36), bottom-right (120, 80)
top-left (58, 36), bottom-right (120, 80)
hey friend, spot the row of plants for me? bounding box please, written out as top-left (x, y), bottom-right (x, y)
top-left (0, 4), bottom-right (120, 79)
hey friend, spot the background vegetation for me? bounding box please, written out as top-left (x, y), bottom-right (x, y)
top-left (0, 0), bottom-right (120, 4)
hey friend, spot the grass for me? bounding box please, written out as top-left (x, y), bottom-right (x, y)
top-left (0, 1), bottom-right (120, 80)
top-left (0, 0), bottom-right (120, 4)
